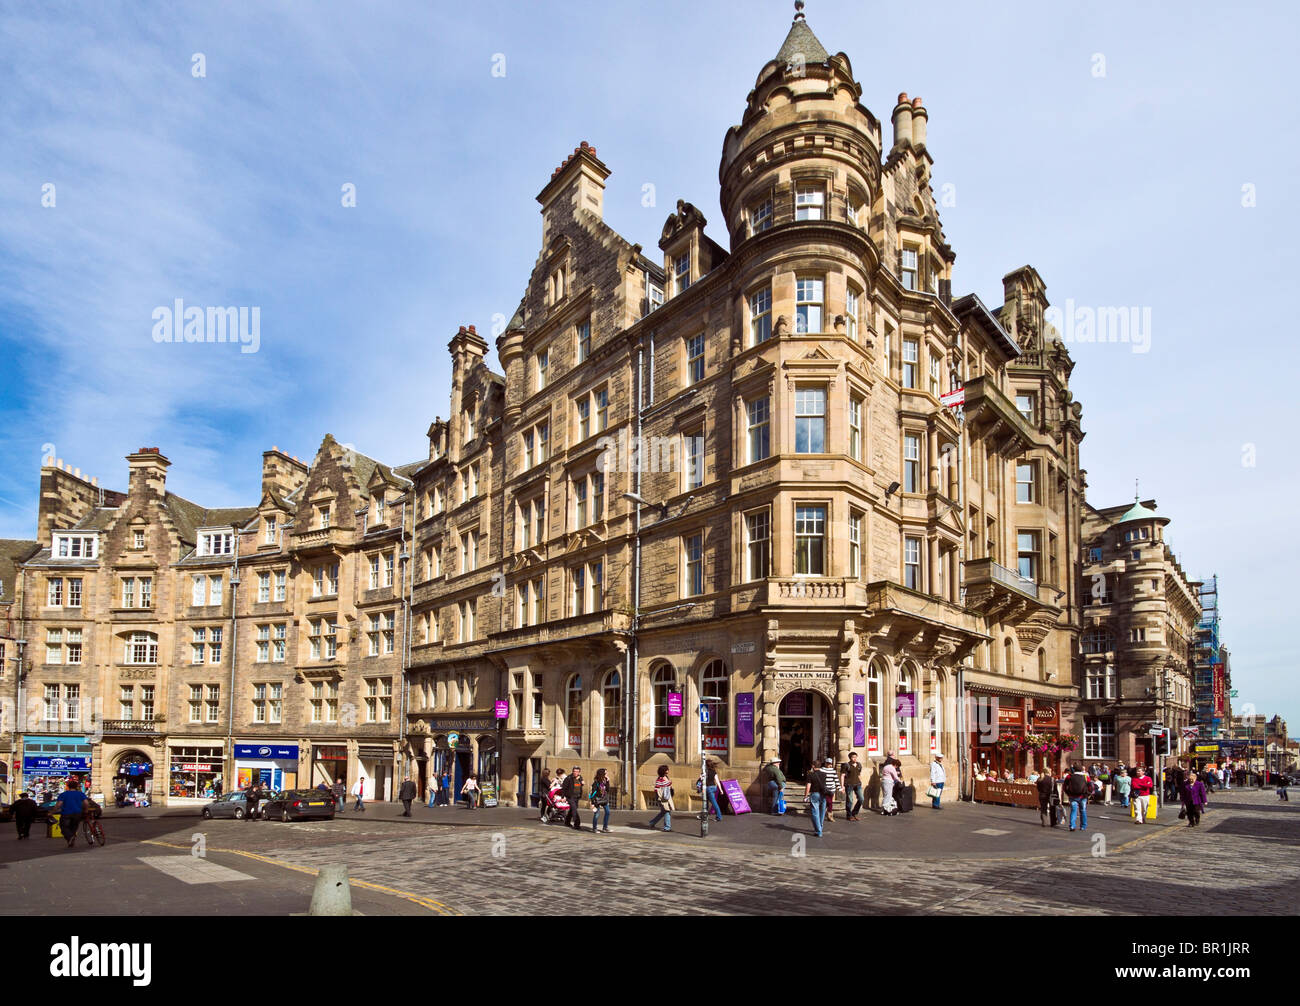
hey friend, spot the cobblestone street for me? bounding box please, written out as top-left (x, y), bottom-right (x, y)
top-left (10, 789), bottom-right (1280, 916)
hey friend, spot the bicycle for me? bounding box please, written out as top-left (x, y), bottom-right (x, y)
top-left (81, 808), bottom-right (106, 847)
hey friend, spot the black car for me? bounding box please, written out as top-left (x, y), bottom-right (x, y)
top-left (258, 789), bottom-right (336, 822)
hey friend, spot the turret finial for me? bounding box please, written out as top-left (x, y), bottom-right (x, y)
top-left (794, 1), bottom-right (806, 22)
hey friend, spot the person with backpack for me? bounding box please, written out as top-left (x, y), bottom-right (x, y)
top-left (1064, 763), bottom-right (1091, 831)
top-left (1131, 766), bottom-right (1154, 824)
top-left (648, 765), bottom-right (674, 832)
top-left (765, 758), bottom-right (786, 814)
top-left (589, 768), bottom-right (612, 833)
top-left (805, 759), bottom-right (830, 837)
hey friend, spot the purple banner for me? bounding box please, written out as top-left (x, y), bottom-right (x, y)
top-left (667, 692), bottom-right (683, 718)
top-left (853, 694), bottom-right (866, 747)
top-left (494, 699), bottom-right (509, 720)
top-left (720, 778), bottom-right (751, 815)
top-left (736, 693), bottom-right (754, 746)
top-left (896, 692), bottom-right (917, 718)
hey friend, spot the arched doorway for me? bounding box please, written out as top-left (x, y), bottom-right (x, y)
top-left (779, 691), bottom-right (832, 782)
top-left (116, 750), bottom-right (155, 802)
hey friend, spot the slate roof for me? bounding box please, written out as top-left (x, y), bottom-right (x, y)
top-left (776, 15), bottom-right (829, 65)
top-left (0, 539), bottom-right (41, 601)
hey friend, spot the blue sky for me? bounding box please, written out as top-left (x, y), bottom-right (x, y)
top-left (1, 0), bottom-right (1295, 723)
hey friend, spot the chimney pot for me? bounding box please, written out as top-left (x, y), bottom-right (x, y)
top-left (912, 96), bottom-right (924, 108)
top-left (74, 468), bottom-right (81, 479)
top-left (898, 92), bottom-right (909, 104)
top-left (57, 459), bottom-right (64, 470)
top-left (91, 477), bottom-right (98, 486)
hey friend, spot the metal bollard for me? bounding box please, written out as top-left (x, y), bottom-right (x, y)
top-left (308, 864), bottom-right (353, 916)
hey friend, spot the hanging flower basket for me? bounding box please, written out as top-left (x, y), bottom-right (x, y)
top-left (1022, 732), bottom-right (1054, 754)
top-left (1055, 733), bottom-right (1079, 753)
top-left (995, 732), bottom-right (1021, 751)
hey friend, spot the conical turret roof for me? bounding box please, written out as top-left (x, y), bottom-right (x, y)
top-left (776, 3), bottom-right (829, 65)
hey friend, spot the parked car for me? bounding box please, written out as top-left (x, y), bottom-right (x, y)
top-left (258, 789), bottom-right (336, 822)
top-left (201, 792), bottom-right (250, 820)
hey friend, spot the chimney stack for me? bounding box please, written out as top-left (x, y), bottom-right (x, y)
top-left (126, 447), bottom-right (170, 499)
top-left (891, 93), bottom-right (913, 151)
top-left (910, 96), bottom-right (928, 149)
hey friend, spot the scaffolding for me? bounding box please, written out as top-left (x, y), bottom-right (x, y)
top-left (1192, 576), bottom-right (1223, 736)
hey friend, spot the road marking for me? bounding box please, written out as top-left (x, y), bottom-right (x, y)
top-left (138, 856), bottom-right (254, 884)
top-left (141, 840), bottom-right (460, 915)
top-left (971, 828), bottom-right (1012, 836)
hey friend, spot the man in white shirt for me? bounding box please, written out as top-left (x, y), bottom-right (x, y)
top-left (930, 753), bottom-right (946, 809)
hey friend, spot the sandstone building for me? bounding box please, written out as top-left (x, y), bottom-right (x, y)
top-left (404, 7), bottom-right (1087, 808)
top-left (1077, 499), bottom-right (1200, 768)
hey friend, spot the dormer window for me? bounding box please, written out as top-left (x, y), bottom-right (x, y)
top-left (53, 533), bottom-right (97, 559)
top-left (795, 187), bottom-right (825, 221)
top-left (673, 252), bottom-right (691, 296)
top-left (375, 496), bottom-right (386, 524)
top-left (133, 530), bottom-right (145, 550)
top-left (199, 532), bottom-right (234, 557)
top-left (464, 408), bottom-right (475, 445)
top-left (317, 506), bottom-right (331, 530)
top-left (264, 516), bottom-right (277, 544)
top-left (549, 265), bottom-right (567, 304)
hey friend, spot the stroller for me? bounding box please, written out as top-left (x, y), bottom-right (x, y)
top-left (539, 785), bottom-right (570, 825)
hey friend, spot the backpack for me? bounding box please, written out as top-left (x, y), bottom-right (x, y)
top-left (810, 771), bottom-right (827, 796)
top-left (1065, 773), bottom-right (1089, 798)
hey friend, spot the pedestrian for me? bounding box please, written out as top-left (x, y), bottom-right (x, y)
top-left (561, 767), bottom-right (583, 828)
top-left (765, 758), bottom-right (787, 814)
top-left (426, 775), bottom-right (439, 808)
top-left (54, 779), bottom-right (88, 849)
top-left (881, 753), bottom-right (901, 816)
top-left (1278, 776), bottom-right (1290, 802)
top-left (700, 759), bottom-right (724, 823)
top-left (840, 752), bottom-right (864, 821)
top-left (461, 771), bottom-right (481, 809)
top-left (929, 752), bottom-right (946, 810)
top-left (1131, 765), bottom-right (1154, 824)
top-left (805, 759), bottom-right (830, 837)
top-left (589, 767), bottom-right (612, 834)
top-left (649, 765), bottom-right (674, 832)
top-left (537, 768), bottom-right (552, 810)
top-left (1114, 767), bottom-right (1132, 808)
top-left (398, 775), bottom-right (417, 816)
top-left (10, 792), bottom-right (39, 839)
top-left (214, 775), bottom-right (223, 798)
top-left (1180, 771), bottom-right (1207, 826)
top-left (352, 775), bottom-right (367, 812)
top-left (332, 776), bottom-right (346, 814)
top-left (1036, 770), bottom-right (1058, 828)
top-left (1064, 763), bottom-right (1090, 832)
top-left (438, 769), bottom-right (451, 806)
top-left (244, 778), bottom-right (261, 821)
top-left (1166, 762), bottom-right (1184, 803)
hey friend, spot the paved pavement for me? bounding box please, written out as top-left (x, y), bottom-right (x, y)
top-left (3, 788), bottom-right (1293, 915)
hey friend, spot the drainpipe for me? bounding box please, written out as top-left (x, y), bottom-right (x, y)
top-left (226, 533), bottom-right (241, 790)
top-left (626, 338), bottom-right (646, 811)
top-left (955, 328), bottom-right (969, 799)
top-left (399, 500), bottom-right (412, 783)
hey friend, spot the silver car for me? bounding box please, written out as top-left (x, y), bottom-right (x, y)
top-left (201, 792), bottom-right (250, 820)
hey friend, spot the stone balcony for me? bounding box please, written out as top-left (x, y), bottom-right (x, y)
top-left (963, 375), bottom-right (1036, 455)
top-left (289, 526), bottom-right (350, 555)
top-left (101, 719), bottom-right (161, 735)
top-left (962, 557), bottom-right (1062, 652)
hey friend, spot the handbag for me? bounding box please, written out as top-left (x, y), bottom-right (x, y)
top-left (926, 785), bottom-right (940, 799)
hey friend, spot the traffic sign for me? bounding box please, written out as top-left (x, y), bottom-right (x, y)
top-left (700, 706), bottom-right (710, 724)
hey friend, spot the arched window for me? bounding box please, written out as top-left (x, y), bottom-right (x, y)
top-left (896, 668), bottom-right (915, 756)
top-left (651, 664), bottom-right (677, 752)
top-left (927, 675), bottom-right (942, 754)
top-left (866, 660), bottom-right (884, 755)
top-left (601, 669), bottom-right (621, 751)
top-left (565, 674), bottom-right (583, 752)
top-left (124, 631), bottom-right (158, 665)
top-left (700, 659), bottom-right (729, 755)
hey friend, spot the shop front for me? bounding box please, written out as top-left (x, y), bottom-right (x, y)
top-left (357, 746), bottom-right (394, 802)
top-left (311, 744), bottom-right (348, 789)
top-left (167, 744), bottom-right (225, 802)
top-left (113, 750), bottom-right (155, 804)
top-left (234, 742), bottom-right (299, 793)
top-left (21, 735), bottom-right (93, 799)
top-left (970, 694), bottom-right (1073, 798)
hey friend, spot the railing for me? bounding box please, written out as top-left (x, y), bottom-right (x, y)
top-left (964, 557), bottom-right (1043, 603)
top-left (101, 719), bottom-right (160, 734)
top-left (772, 578), bottom-right (845, 600)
